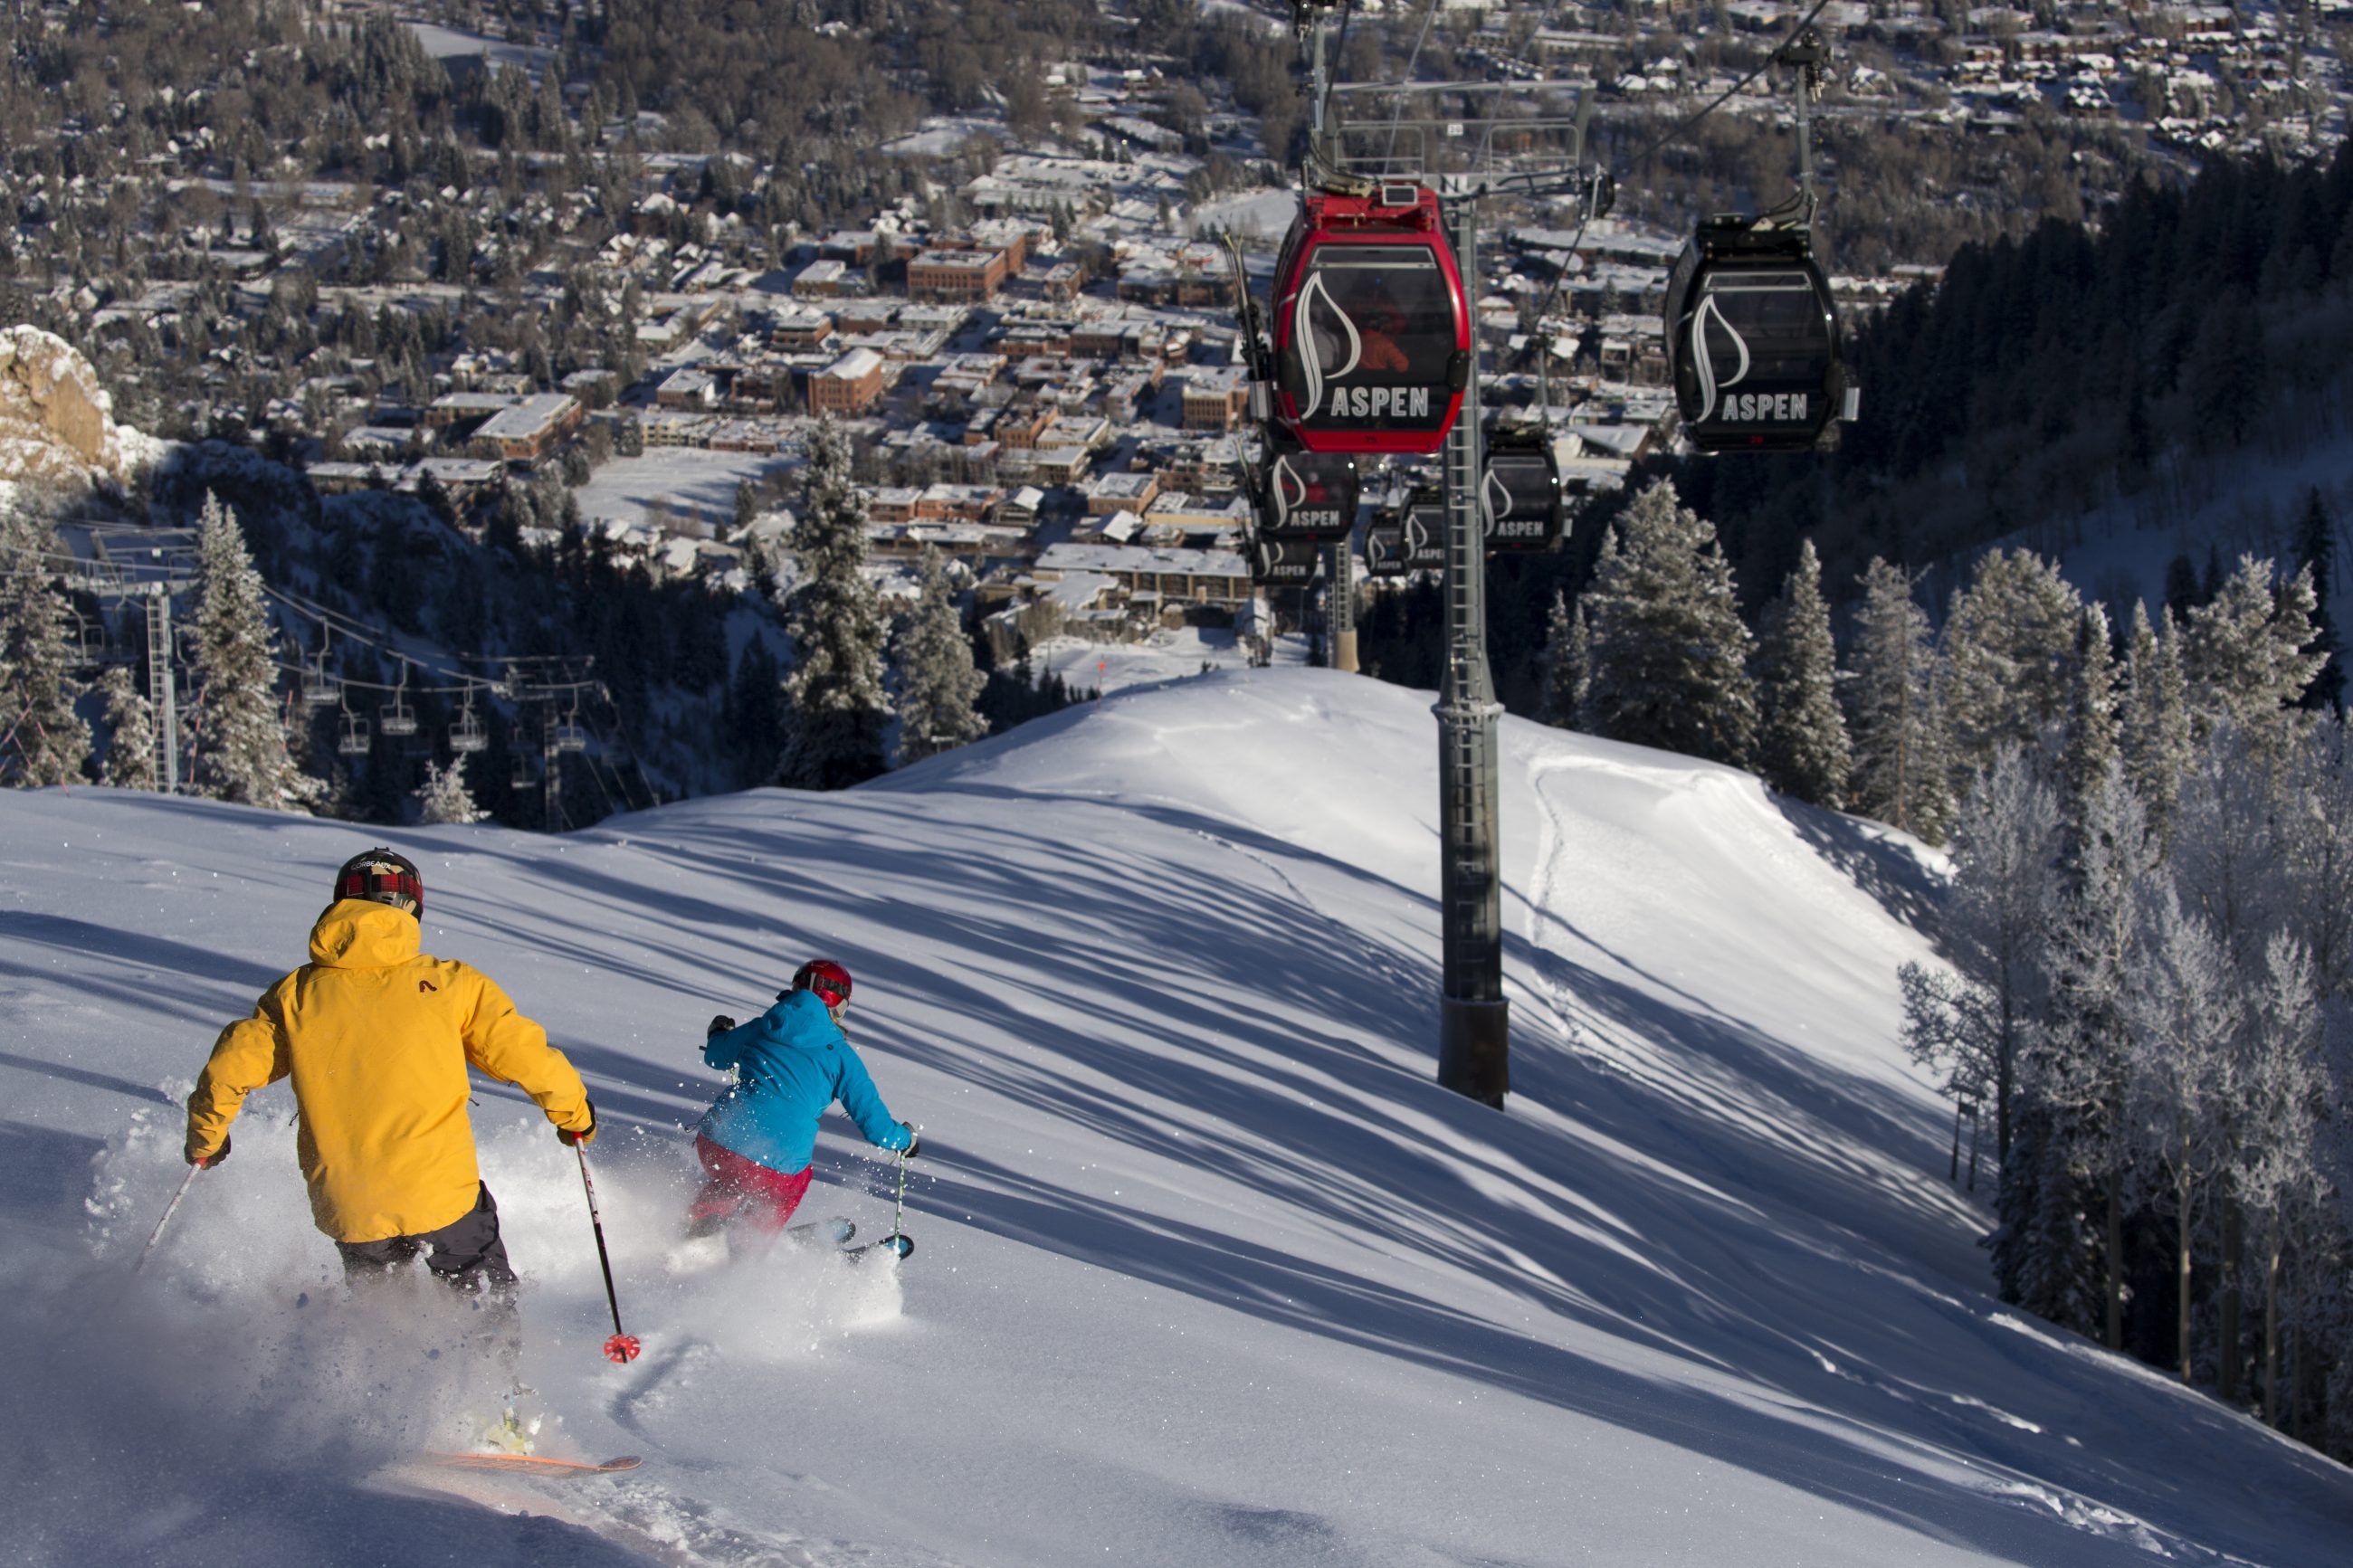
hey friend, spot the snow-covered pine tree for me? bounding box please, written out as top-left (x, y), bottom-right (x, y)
top-left (1577, 478), bottom-right (1756, 766)
top-left (96, 664), bottom-right (158, 790)
top-left (189, 494), bottom-right (315, 810)
top-left (779, 421), bottom-right (891, 790)
top-left (1845, 557), bottom-right (1952, 843)
top-left (893, 548), bottom-right (987, 765)
top-left (1752, 537), bottom-right (1851, 809)
top-left (2125, 881), bottom-right (2245, 1387)
top-left (2277, 715), bottom-right (2353, 999)
top-left (1939, 548), bottom-right (2082, 786)
top-left (2057, 603), bottom-right (2120, 868)
top-left (2120, 601), bottom-right (2192, 845)
top-left (415, 755), bottom-right (488, 824)
top-left (1540, 588), bottom-right (1584, 731)
top-left (0, 510), bottom-right (91, 787)
top-left (2294, 489), bottom-right (2344, 714)
top-left (2183, 555), bottom-right (2328, 764)
top-left (2034, 762), bottom-right (2160, 1346)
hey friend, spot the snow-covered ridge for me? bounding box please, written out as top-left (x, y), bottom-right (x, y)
top-left (4, 669), bottom-right (2348, 1566)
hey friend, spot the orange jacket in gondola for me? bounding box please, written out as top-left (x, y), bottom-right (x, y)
top-left (185, 899), bottom-right (593, 1244)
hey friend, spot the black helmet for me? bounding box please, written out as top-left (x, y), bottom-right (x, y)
top-left (333, 848), bottom-right (423, 918)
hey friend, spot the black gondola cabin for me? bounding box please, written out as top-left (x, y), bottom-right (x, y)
top-left (1481, 427), bottom-right (1565, 553)
top-left (1662, 217), bottom-right (1845, 454)
top-left (1271, 185), bottom-right (1472, 457)
top-left (1252, 437), bottom-right (1360, 542)
top-left (1251, 535), bottom-right (1324, 587)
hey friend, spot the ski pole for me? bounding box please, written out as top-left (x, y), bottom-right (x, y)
top-left (134, 1164), bottom-right (202, 1275)
top-left (574, 1144), bottom-right (641, 1364)
top-left (885, 1140), bottom-right (914, 1260)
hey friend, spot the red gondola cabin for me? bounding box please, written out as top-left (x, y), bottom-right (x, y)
top-left (1271, 185), bottom-right (1472, 457)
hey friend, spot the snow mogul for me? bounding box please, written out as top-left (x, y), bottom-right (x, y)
top-left (689, 959), bottom-right (918, 1243)
top-left (182, 848), bottom-right (597, 1355)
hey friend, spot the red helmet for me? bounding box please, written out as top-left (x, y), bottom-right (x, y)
top-left (334, 848), bottom-right (423, 918)
top-left (791, 959), bottom-right (853, 1009)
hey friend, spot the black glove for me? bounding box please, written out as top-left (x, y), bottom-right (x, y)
top-left (558, 1100), bottom-right (596, 1147)
top-left (186, 1133), bottom-right (230, 1168)
top-left (707, 1014), bottom-right (737, 1038)
top-left (899, 1126), bottom-right (920, 1160)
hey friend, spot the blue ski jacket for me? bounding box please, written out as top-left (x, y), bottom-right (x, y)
top-left (696, 989), bottom-right (910, 1173)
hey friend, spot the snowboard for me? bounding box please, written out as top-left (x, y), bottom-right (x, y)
top-left (424, 1450), bottom-right (643, 1476)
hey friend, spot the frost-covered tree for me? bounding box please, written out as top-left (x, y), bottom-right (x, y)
top-left (1845, 557), bottom-right (1951, 843)
top-left (2236, 933), bottom-right (2326, 1426)
top-left (2183, 556), bottom-right (2327, 763)
top-left (2031, 764), bottom-right (2160, 1345)
top-left (189, 494), bottom-right (313, 810)
top-left (0, 511), bottom-right (91, 787)
top-left (1939, 548), bottom-right (2082, 784)
top-left (1577, 479), bottom-right (1756, 766)
top-left (415, 755), bottom-right (488, 824)
top-left (2120, 602), bottom-right (2193, 844)
top-left (1540, 588), bottom-right (1585, 731)
top-left (892, 548), bottom-right (987, 766)
top-left (1753, 537), bottom-right (1850, 809)
top-left (96, 665), bottom-right (158, 790)
top-left (2278, 716), bottom-right (2353, 999)
top-left (1901, 747), bottom-right (2061, 1166)
top-left (2125, 884), bottom-right (2245, 1386)
top-left (779, 421), bottom-right (890, 790)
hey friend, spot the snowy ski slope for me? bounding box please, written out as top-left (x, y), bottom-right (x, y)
top-left (3, 667), bottom-right (2348, 1566)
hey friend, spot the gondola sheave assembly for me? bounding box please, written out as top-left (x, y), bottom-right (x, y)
top-left (1271, 185), bottom-right (1472, 457)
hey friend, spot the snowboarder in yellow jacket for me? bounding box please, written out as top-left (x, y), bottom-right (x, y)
top-left (184, 848), bottom-right (596, 1330)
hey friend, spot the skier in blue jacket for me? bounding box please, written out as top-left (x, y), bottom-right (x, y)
top-left (687, 959), bottom-right (916, 1239)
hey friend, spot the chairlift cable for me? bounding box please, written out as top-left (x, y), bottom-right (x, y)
top-left (1614, 0), bottom-right (1836, 186)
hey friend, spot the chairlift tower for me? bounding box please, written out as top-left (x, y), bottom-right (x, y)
top-left (1299, 44), bottom-right (1611, 1110)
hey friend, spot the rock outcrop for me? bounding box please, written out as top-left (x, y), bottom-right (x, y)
top-left (0, 325), bottom-right (162, 490)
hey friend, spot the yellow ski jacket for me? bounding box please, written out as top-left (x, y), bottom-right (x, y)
top-left (185, 899), bottom-right (594, 1244)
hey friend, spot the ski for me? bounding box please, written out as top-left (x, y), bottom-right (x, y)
top-left (844, 1234), bottom-right (913, 1261)
top-left (787, 1215), bottom-right (856, 1246)
top-left (424, 1450), bottom-right (643, 1476)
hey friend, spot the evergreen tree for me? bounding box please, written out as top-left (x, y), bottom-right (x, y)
top-left (189, 494), bottom-right (314, 810)
top-left (779, 421), bottom-right (890, 790)
top-left (2120, 602), bottom-right (2193, 845)
top-left (1577, 479), bottom-right (1756, 766)
top-left (96, 665), bottom-right (158, 790)
top-left (2236, 932), bottom-right (2327, 1427)
top-left (1845, 558), bottom-right (1952, 843)
top-left (1540, 588), bottom-right (1584, 731)
top-left (1939, 548), bottom-right (2082, 784)
top-left (2058, 603), bottom-right (2121, 866)
top-left (892, 549), bottom-right (987, 765)
top-left (1752, 537), bottom-right (1851, 809)
top-left (2277, 716), bottom-right (2353, 999)
top-left (2182, 556), bottom-right (2327, 763)
top-left (0, 512), bottom-right (91, 787)
top-left (2294, 489), bottom-right (2345, 713)
top-left (415, 755), bottom-right (488, 824)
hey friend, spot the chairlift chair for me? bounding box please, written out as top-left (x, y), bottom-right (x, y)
top-left (552, 695), bottom-right (589, 754)
top-left (337, 706), bottom-right (371, 757)
top-left (1662, 216), bottom-right (1849, 454)
top-left (380, 665), bottom-right (419, 737)
top-left (450, 693), bottom-right (488, 754)
top-left (1481, 425), bottom-right (1566, 554)
top-left (300, 649), bottom-right (342, 707)
top-left (1269, 185), bottom-right (1472, 457)
top-left (511, 755), bottom-right (538, 791)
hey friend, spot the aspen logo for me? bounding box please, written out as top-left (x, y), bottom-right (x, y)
top-left (1720, 392), bottom-right (1809, 422)
top-left (1269, 455), bottom-right (1344, 533)
top-left (1324, 385), bottom-right (1432, 421)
